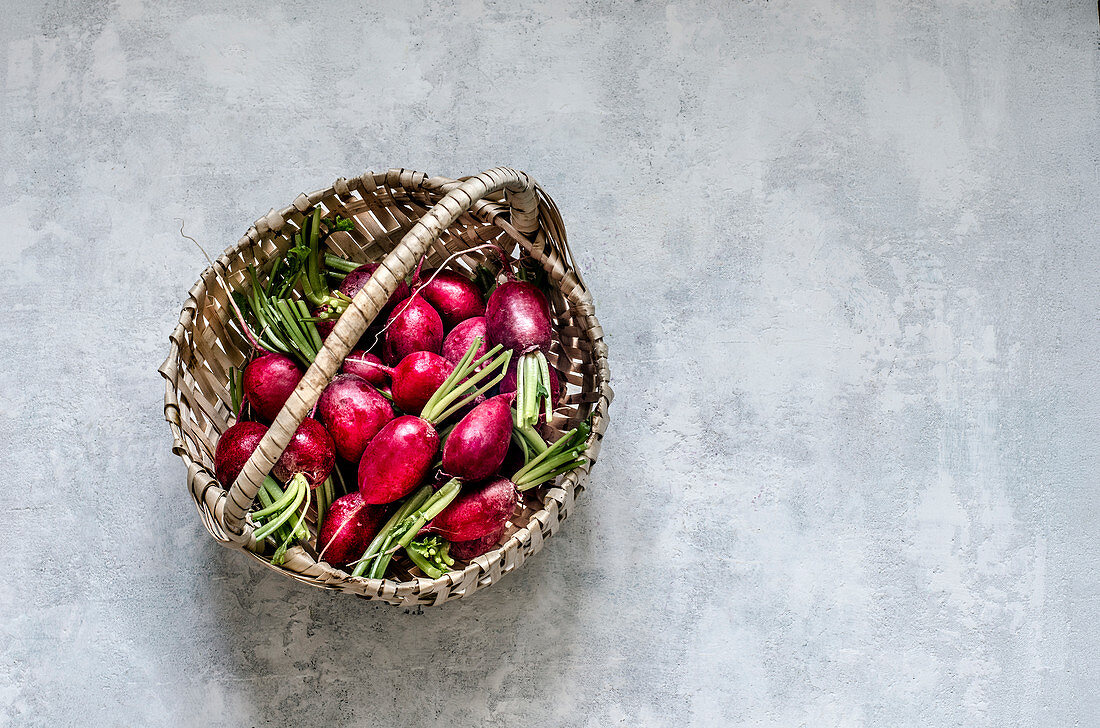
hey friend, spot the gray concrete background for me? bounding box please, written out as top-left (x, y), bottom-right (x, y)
top-left (1, 1), bottom-right (1098, 726)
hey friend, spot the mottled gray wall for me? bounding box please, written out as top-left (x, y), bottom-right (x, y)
top-left (1, 1), bottom-right (1098, 726)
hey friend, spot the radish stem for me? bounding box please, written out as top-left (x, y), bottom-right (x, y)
top-left (253, 474), bottom-right (308, 541)
top-left (420, 338), bottom-right (512, 424)
top-left (325, 254), bottom-right (360, 273)
top-left (512, 420), bottom-right (590, 488)
top-left (272, 485), bottom-right (311, 565)
top-left (351, 486), bottom-right (432, 578)
top-left (366, 479), bottom-right (462, 579)
top-left (251, 480), bottom-right (300, 519)
top-left (406, 535), bottom-right (455, 578)
top-left (512, 408), bottom-right (548, 455)
top-left (424, 352), bottom-right (511, 423)
top-left (296, 300), bottom-right (324, 351)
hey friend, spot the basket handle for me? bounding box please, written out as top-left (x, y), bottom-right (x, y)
top-left (222, 167), bottom-right (539, 540)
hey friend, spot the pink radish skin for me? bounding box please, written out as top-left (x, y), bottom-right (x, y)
top-left (317, 492), bottom-right (389, 568)
top-left (429, 477), bottom-right (518, 542)
top-left (485, 280), bottom-right (552, 355)
top-left (414, 269), bottom-right (485, 329)
top-left (341, 350), bottom-right (391, 387)
top-left (391, 352), bottom-right (453, 414)
top-left (442, 317), bottom-right (488, 365)
top-left (449, 522), bottom-right (508, 561)
top-left (243, 353), bottom-right (303, 422)
top-left (272, 417), bottom-right (336, 489)
top-left (318, 374), bottom-right (394, 462)
top-left (358, 415), bottom-right (440, 504)
top-left (441, 395), bottom-right (513, 481)
top-left (214, 421), bottom-right (268, 487)
top-left (338, 263), bottom-right (411, 314)
top-left (382, 296), bottom-right (444, 366)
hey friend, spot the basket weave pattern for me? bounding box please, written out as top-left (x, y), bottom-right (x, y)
top-left (160, 168), bottom-right (612, 606)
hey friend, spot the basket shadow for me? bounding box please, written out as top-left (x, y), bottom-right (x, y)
top-left (198, 501), bottom-right (598, 718)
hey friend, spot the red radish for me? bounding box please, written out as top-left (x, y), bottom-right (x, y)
top-left (429, 477), bottom-right (518, 542)
top-left (243, 353), bottom-right (303, 422)
top-left (358, 416), bottom-right (440, 504)
top-left (338, 263), bottom-right (411, 314)
top-left (429, 421), bottom-right (591, 542)
top-left (442, 316), bottom-right (488, 365)
top-left (341, 350), bottom-right (391, 387)
top-left (318, 374), bottom-right (394, 462)
top-left (214, 421), bottom-right (268, 487)
top-left (382, 296), bottom-right (444, 365)
top-left (486, 280), bottom-right (558, 435)
top-left (414, 269), bottom-right (485, 329)
top-left (391, 351), bottom-right (453, 413)
top-left (441, 395), bottom-right (513, 480)
top-left (449, 523), bottom-right (508, 561)
top-left (272, 417), bottom-right (336, 488)
top-left (358, 338), bottom-right (513, 504)
top-left (485, 280), bottom-right (552, 355)
top-left (317, 492), bottom-right (389, 568)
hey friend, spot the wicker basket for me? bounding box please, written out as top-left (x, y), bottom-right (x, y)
top-left (159, 168), bottom-right (612, 606)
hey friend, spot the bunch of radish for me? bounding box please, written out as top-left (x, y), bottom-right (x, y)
top-left (213, 210), bottom-right (587, 578)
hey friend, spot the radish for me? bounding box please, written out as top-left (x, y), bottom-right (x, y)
top-left (449, 523), bottom-right (508, 561)
top-left (271, 417), bottom-right (336, 489)
top-left (243, 353), bottom-right (303, 422)
top-left (382, 296), bottom-right (444, 366)
top-left (429, 420), bottom-right (591, 542)
top-left (318, 374), bottom-right (394, 462)
top-left (317, 491), bottom-right (389, 568)
top-left (341, 350), bottom-right (391, 387)
top-left (214, 417), bottom-right (338, 563)
top-left (441, 394), bottom-right (513, 481)
top-left (214, 421), bottom-right (268, 487)
top-left (413, 269), bottom-right (485, 329)
top-left (250, 418), bottom-right (336, 558)
top-left (442, 316), bottom-right (488, 365)
top-left (390, 351), bottom-right (453, 414)
top-left (484, 280), bottom-right (558, 449)
top-left (214, 419), bottom-right (333, 493)
top-left (428, 477), bottom-right (517, 542)
top-left (338, 263), bottom-right (411, 314)
top-left (358, 338), bottom-right (512, 504)
top-left (356, 416), bottom-right (439, 505)
top-left (485, 280), bottom-right (552, 355)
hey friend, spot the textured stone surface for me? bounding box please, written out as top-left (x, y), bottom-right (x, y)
top-left (1, 1), bottom-right (1098, 725)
